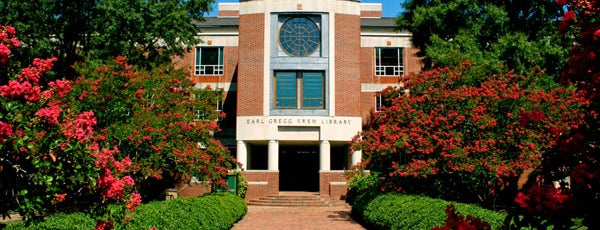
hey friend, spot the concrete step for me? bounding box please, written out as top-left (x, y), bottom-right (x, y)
top-left (247, 192), bottom-right (334, 207)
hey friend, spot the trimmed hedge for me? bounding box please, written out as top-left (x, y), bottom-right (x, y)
top-left (352, 193), bottom-right (507, 230)
top-left (5, 192), bottom-right (247, 230)
top-left (128, 192), bottom-right (247, 229)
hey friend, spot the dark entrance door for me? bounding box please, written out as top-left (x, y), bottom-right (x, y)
top-left (279, 146), bottom-right (319, 191)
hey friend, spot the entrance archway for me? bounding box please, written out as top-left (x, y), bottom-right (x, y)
top-left (279, 146), bottom-right (319, 191)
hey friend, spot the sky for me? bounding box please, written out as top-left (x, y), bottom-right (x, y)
top-left (206, 0), bottom-right (405, 17)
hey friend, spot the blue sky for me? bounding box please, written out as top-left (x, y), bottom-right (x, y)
top-left (206, 0), bottom-right (405, 17)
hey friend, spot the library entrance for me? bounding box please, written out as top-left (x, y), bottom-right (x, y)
top-left (279, 145), bottom-right (319, 191)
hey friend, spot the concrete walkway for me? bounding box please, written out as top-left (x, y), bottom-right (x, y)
top-left (231, 205), bottom-right (366, 230)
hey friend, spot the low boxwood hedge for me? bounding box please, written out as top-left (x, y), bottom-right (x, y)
top-left (4, 192), bottom-right (247, 230)
top-left (352, 193), bottom-right (507, 230)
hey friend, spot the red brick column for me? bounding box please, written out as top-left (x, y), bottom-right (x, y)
top-left (238, 13), bottom-right (265, 116)
top-left (319, 171), bottom-right (348, 200)
top-left (334, 13), bottom-right (361, 117)
top-left (243, 171), bottom-right (279, 201)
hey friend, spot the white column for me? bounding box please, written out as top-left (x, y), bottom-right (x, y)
top-left (236, 140), bottom-right (247, 170)
top-left (320, 140), bottom-right (331, 171)
top-left (268, 140), bottom-right (279, 171)
top-left (351, 150), bottom-right (362, 166)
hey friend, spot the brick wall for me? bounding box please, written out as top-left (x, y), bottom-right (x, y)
top-left (335, 13), bottom-right (361, 117)
top-left (237, 13), bottom-right (265, 116)
top-left (319, 171), bottom-right (347, 199)
top-left (243, 171), bottom-right (279, 201)
top-left (405, 47), bottom-right (423, 75)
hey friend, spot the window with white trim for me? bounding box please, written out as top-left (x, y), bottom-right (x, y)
top-left (375, 47), bottom-right (404, 76)
top-left (195, 47), bottom-right (224, 76)
top-left (375, 92), bottom-right (392, 112)
top-left (274, 71), bottom-right (324, 109)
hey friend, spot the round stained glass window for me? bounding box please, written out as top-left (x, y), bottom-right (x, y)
top-left (279, 17), bottom-right (321, 57)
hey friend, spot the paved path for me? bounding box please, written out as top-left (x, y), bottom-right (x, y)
top-left (231, 205), bottom-right (366, 230)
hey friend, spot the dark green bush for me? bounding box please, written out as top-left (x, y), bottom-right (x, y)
top-left (127, 192), bottom-right (247, 230)
top-left (5, 192), bottom-right (247, 230)
top-left (352, 193), bottom-right (507, 230)
top-left (3, 212), bottom-right (95, 230)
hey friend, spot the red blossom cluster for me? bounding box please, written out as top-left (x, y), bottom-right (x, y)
top-left (514, 184), bottom-right (573, 216)
top-left (354, 62), bottom-right (588, 203)
top-left (0, 25), bottom-right (20, 64)
top-left (61, 111), bottom-right (97, 142)
top-left (432, 204), bottom-right (492, 230)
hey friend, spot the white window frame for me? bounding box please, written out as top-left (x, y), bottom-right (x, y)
top-left (195, 47), bottom-right (224, 76)
top-left (375, 47), bottom-right (404, 76)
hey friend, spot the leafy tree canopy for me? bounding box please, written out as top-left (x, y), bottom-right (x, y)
top-left (0, 0), bottom-right (214, 79)
top-left (398, 0), bottom-right (569, 76)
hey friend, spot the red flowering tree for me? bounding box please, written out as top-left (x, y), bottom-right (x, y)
top-left (351, 62), bottom-right (588, 208)
top-left (0, 25), bottom-right (139, 229)
top-left (511, 0), bottom-right (600, 228)
top-left (66, 56), bottom-right (237, 201)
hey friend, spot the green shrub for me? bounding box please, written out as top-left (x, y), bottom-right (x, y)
top-left (5, 192), bottom-right (247, 230)
top-left (127, 193), bottom-right (247, 230)
top-left (3, 212), bottom-right (95, 230)
top-left (352, 193), bottom-right (507, 230)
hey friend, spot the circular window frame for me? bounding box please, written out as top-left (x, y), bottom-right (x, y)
top-left (278, 16), bottom-right (321, 57)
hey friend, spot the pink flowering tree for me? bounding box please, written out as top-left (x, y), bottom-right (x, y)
top-left (351, 62), bottom-right (588, 210)
top-left (0, 25), bottom-right (140, 229)
top-left (66, 56), bottom-right (237, 201)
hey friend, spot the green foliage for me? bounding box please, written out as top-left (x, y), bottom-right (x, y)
top-left (344, 168), bottom-right (381, 204)
top-left (352, 193), bottom-right (506, 230)
top-left (4, 212), bottom-right (96, 230)
top-left (128, 193), bottom-right (246, 230)
top-left (0, 0), bottom-right (215, 78)
top-left (232, 170), bottom-right (249, 198)
top-left (399, 0), bottom-right (570, 76)
top-left (5, 193), bottom-right (247, 230)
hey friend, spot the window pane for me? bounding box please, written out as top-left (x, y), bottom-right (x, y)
top-left (379, 48), bottom-right (399, 66)
top-left (276, 72), bottom-right (297, 108)
top-left (302, 72), bottom-right (323, 108)
top-left (201, 47), bottom-right (221, 65)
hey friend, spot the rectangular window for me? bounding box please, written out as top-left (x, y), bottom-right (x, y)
top-left (275, 71), bottom-right (324, 109)
top-left (375, 92), bottom-right (392, 112)
top-left (195, 47), bottom-right (224, 76)
top-left (375, 47), bottom-right (404, 76)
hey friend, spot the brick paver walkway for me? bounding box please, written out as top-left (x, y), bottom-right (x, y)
top-left (231, 205), bottom-right (366, 230)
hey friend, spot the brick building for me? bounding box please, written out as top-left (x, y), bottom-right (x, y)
top-left (175, 0), bottom-right (422, 201)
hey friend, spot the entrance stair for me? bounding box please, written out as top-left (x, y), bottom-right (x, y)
top-left (247, 192), bottom-right (350, 207)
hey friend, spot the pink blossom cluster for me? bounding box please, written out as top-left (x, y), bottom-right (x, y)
top-left (48, 79), bottom-right (73, 98)
top-left (18, 58), bottom-right (57, 83)
top-left (0, 80), bottom-right (41, 102)
top-left (97, 169), bottom-right (135, 200)
top-left (35, 105), bottom-right (62, 125)
top-left (62, 111), bottom-right (97, 142)
top-left (0, 25), bottom-right (21, 64)
top-left (126, 193), bottom-right (142, 212)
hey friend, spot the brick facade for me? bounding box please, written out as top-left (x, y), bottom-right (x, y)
top-left (334, 13), bottom-right (361, 117)
top-left (176, 1), bottom-right (423, 200)
top-left (237, 13), bottom-right (265, 116)
top-left (319, 171), bottom-right (348, 199)
top-left (243, 171), bottom-right (279, 201)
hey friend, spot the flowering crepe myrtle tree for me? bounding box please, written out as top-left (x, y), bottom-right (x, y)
top-left (507, 0), bottom-right (600, 228)
top-left (67, 56), bottom-right (237, 201)
top-left (0, 25), bottom-right (140, 229)
top-left (351, 62), bottom-right (588, 209)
